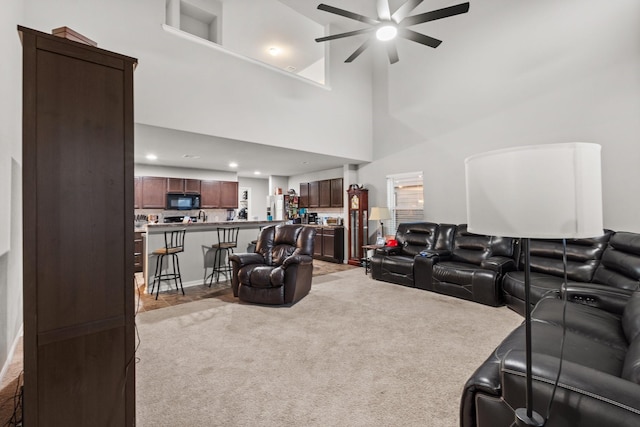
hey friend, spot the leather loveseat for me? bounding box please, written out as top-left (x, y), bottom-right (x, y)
top-left (461, 290), bottom-right (640, 427)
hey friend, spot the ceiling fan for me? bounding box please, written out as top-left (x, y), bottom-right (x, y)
top-left (315, 0), bottom-right (470, 64)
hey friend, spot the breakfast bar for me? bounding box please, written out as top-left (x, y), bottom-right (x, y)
top-left (141, 220), bottom-right (281, 292)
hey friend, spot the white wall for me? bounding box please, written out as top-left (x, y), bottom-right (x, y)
top-left (0, 0), bottom-right (23, 381)
top-left (21, 0), bottom-right (373, 163)
top-left (238, 177), bottom-right (269, 220)
top-left (360, 0), bottom-right (640, 232)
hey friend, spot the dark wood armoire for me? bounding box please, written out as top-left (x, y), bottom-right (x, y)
top-left (19, 26), bottom-right (137, 426)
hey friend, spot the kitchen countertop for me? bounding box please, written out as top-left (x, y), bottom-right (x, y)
top-left (135, 221), bottom-right (344, 234)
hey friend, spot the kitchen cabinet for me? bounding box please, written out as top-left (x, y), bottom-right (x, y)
top-left (134, 232), bottom-right (144, 273)
top-left (20, 26), bottom-right (136, 425)
top-left (299, 183), bottom-right (309, 208)
top-left (134, 177), bottom-right (142, 209)
top-left (141, 176), bottom-right (166, 209)
top-left (319, 180), bottom-right (331, 207)
top-left (308, 181), bottom-right (320, 208)
top-left (313, 226), bottom-right (344, 263)
top-left (220, 181), bottom-right (239, 208)
top-left (330, 178), bottom-right (343, 207)
top-left (201, 180), bottom-right (238, 209)
top-left (167, 178), bottom-right (201, 194)
top-left (200, 180), bottom-right (221, 208)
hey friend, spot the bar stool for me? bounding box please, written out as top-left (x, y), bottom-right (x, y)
top-left (150, 229), bottom-right (186, 300)
top-left (206, 227), bottom-right (239, 286)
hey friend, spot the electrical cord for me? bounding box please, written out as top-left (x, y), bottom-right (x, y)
top-left (544, 238), bottom-right (568, 422)
top-left (2, 370), bottom-right (23, 427)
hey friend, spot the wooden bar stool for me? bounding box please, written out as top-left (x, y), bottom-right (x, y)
top-left (206, 227), bottom-right (239, 286)
top-left (150, 229), bottom-right (186, 299)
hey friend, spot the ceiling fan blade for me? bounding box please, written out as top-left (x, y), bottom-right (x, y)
top-left (317, 4), bottom-right (380, 26)
top-left (386, 42), bottom-right (399, 64)
top-left (376, 0), bottom-right (391, 21)
top-left (391, 0), bottom-right (424, 23)
top-left (315, 27), bottom-right (376, 43)
top-left (399, 2), bottom-right (470, 27)
top-left (345, 39), bottom-right (372, 63)
top-left (398, 28), bottom-right (442, 48)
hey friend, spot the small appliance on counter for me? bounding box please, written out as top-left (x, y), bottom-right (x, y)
top-left (237, 208), bottom-right (248, 220)
top-left (307, 213), bottom-right (318, 224)
top-left (163, 215), bottom-right (192, 223)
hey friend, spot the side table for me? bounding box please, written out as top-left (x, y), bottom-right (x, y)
top-left (361, 244), bottom-right (384, 275)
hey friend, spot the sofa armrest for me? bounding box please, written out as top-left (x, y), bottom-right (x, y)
top-left (375, 246), bottom-right (402, 256)
top-left (282, 254), bottom-right (314, 269)
top-left (501, 350), bottom-right (640, 422)
top-left (480, 256), bottom-right (516, 275)
top-left (562, 284), bottom-right (633, 315)
top-left (229, 252), bottom-right (265, 268)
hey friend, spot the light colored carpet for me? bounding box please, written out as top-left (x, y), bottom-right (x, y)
top-left (135, 268), bottom-right (522, 427)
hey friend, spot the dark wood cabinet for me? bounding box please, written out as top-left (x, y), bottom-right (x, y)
top-left (134, 177), bottom-right (142, 209)
top-left (20, 26), bottom-right (136, 426)
top-left (312, 226), bottom-right (344, 263)
top-left (185, 178), bottom-right (201, 194)
top-left (220, 181), bottom-right (239, 208)
top-left (167, 178), bottom-right (201, 194)
top-left (141, 176), bottom-right (166, 209)
top-left (330, 178), bottom-right (343, 207)
top-left (134, 232), bottom-right (144, 273)
top-left (347, 187), bottom-right (368, 266)
top-left (300, 183), bottom-right (309, 208)
top-left (201, 180), bottom-right (221, 208)
top-left (319, 180), bottom-right (331, 207)
top-left (308, 181), bottom-right (320, 208)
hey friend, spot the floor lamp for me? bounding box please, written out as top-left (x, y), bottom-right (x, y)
top-left (465, 142), bottom-right (603, 427)
top-left (369, 207), bottom-right (391, 244)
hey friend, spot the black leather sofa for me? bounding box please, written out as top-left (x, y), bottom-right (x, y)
top-left (503, 230), bottom-right (640, 316)
top-left (461, 290), bottom-right (640, 427)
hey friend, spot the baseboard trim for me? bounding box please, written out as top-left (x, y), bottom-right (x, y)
top-left (0, 323), bottom-right (23, 387)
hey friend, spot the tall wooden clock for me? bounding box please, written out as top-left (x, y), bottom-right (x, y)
top-left (347, 186), bottom-right (368, 266)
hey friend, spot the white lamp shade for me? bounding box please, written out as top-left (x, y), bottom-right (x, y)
top-left (465, 142), bottom-right (603, 239)
top-left (369, 207), bottom-right (391, 221)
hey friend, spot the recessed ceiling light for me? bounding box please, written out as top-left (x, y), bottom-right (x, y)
top-left (286, 66), bottom-right (297, 72)
top-left (376, 24), bottom-right (397, 41)
top-left (229, 162), bottom-right (238, 168)
top-left (254, 171), bottom-right (261, 175)
top-left (268, 47), bottom-right (281, 56)
top-left (146, 154), bottom-right (157, 160)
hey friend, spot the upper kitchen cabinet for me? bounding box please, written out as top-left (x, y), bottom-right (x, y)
top-left (200, 180), bottom-right (221, 208)
top-left (220, 181), bottom-right (239, 209)
top-left (330, 178), bottom-right (343, 207)
top-left (134, 177), bottom-right (142, 209)
top-left (201, 180), bottom-right (238, 209)
top-left (319, 180), bottom-right (331, 207)
top-left (308, 181), bottom-right (320, 208)
top-left (167, 178), bottom-right (201, 194)
top-left (140, 176), bottom-right (166, 209)
top-left (299, 183), bottom-right (309, 208)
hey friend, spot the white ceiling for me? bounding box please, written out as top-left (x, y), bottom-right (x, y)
top-left (136, 0), bottom-right (470, 177)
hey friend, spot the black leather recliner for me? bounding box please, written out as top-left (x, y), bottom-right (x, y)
top-left (229, 224), bottom-right (316, 305)
top-left (420, 224), bottom-right (516, 306)
top-left (370, 222), bottom-right (440, 287)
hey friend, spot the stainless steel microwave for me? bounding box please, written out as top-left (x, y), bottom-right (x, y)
top-left (166, 193), bottom-right (200, 210)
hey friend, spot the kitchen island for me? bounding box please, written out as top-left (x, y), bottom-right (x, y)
top-left (141, 220), bottom-right (282, 293)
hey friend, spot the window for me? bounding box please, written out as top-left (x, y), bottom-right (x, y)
top-left (386, 172), bottom-right (424, 236)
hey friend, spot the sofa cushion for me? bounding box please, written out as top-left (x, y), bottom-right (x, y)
top-left (381, 255), bottom-right (414, 276)
top-left (532, 297), bottom-right (628, 351)
top-left (434, 261), bottom-right (488, 286)
top-left (395, 222), bottom-right (438, 257)
top-left (239, 265), bottom-right (282, 289)
top-left (502, 271), bottom-right (565, 303)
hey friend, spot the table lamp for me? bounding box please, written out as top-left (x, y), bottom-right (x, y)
top-left (465, 142), bottom-right (603, 427)
top-left (369, 207), bottom-right (391, 242)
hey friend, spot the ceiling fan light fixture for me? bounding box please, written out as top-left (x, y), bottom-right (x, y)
top-left (376, 24), bottom-right (397, 41)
